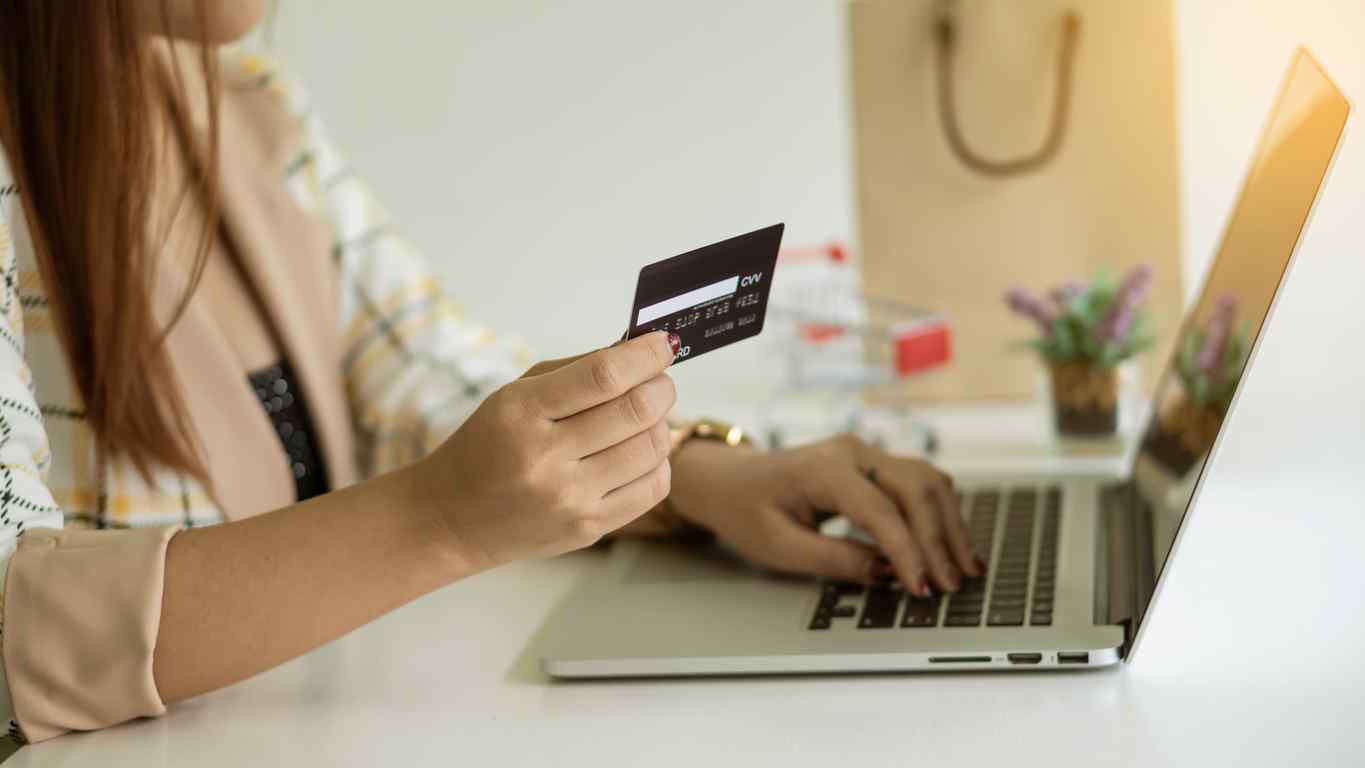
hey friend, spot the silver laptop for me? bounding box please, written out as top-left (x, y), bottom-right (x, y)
top-left (540, 50), bottom-right (1350, 676)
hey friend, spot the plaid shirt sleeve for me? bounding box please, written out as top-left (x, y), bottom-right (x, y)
top-left (0, 156), bottom-right (66, 745)
top-left (255, 56), bottom-right (533, 478)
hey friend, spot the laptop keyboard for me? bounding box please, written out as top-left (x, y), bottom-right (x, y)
top-left (809, 486), bottom-right (1062, 631)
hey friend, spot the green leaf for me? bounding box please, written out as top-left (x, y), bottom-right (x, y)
top-left (1051, 318), bottom-right (1078, 361)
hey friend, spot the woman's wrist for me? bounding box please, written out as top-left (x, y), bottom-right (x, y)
top-left (666, 438), bottom-right (758, 533)
top-left (399, 457), bottom-right (493, 580)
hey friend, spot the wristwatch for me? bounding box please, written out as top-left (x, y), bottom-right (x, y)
top-left (668, 417), bottom-right (752, 455)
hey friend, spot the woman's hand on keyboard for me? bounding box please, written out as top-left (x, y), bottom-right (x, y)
top-left (667, 434), bottom-right (983, 596)
top-left (416, 331), bottom-right (680, 570)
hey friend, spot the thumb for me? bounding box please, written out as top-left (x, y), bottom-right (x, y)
top-left (768, 522), bottom-right (881, 584)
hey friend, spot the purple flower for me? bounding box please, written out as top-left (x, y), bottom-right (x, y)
top-left (1103, 303), bottom-right (1137, 344)
top-left (1197, 296), bottom-right (1237, 373)
top-left (1005, 287), bottom-right (1055, 336)
top-left (1097, 264), bottom-right (1154, 343)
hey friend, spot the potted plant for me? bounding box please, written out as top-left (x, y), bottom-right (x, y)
top-left (1005, 265), bottom-right (1155, 437)
top-left (1143, 296), bottom-right (1247, 475)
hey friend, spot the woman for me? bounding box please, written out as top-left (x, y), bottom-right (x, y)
top-left (0, 1), bottom-right (981, 744)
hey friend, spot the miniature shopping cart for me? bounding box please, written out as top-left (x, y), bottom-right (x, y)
top-left (760, 242), bottom-right (953, 453)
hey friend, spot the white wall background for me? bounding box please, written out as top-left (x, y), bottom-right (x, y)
top-left (263, 0), bottom-right (1365, 414)
top-left (264, 1), bottom-right (854, 411)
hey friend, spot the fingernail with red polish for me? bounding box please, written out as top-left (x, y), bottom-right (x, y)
top-left (667, 333), bottom-right (682, 359)
top-left (914, 572), bottom-right (931, 597)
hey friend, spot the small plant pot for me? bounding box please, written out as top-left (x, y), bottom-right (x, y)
top-left (1049, 361), bottom-right (1118, 437)
top-left (1143, 397), bottom-right (1224, 476)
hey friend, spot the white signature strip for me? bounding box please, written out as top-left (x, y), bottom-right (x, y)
top-left (636, 276), bottom-right (739, 325)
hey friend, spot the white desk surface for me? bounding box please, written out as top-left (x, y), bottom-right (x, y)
top-left (13, 403), bottom-right (1365, 767)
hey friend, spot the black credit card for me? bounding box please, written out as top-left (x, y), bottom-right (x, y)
top-left (625, 224), bottom-right (784, 364)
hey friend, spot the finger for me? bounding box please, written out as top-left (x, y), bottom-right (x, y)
top-left (804, 467), bottom-right (931, 597)
top-left (527, 332), bottom-right (677, 419)
top-left (598, 459), bottom-right (672, 529)
top-left (557, 374), bottom-right (676, 458)
top-left (764, 519), bottom-right (881, 584)
top-left (906, 489), bottom-right (960, 592)
top-left (930, 477), bottom-right (981, 577)
top-left (874, 464), bottom-right (960, 592)
top-left (580, 419), bottom-right (671, 495)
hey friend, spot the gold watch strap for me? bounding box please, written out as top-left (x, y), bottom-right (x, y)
top-left (668, 417), bottom-right (752, 454)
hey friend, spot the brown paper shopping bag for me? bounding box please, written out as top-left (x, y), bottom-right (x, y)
top-left (848, 0), bottom-right (1183, 401)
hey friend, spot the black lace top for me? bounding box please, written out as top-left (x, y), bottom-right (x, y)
top-left (247, 359), bottom-right (331, 502)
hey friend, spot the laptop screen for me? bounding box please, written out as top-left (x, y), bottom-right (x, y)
top-left (1130, 50), bottom-right (1349, 640)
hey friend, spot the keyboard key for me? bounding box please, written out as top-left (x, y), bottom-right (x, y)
top-left (1030, 611), bottom-right (1052, 626)
top-left (813, 580), bottom-right (867, 629)
top-left (987, 609), bottom-right (1024, 626)
top-left (946, 613), bottom-right (981, 627)
top-left (901, 598), bottom-right (939, 628)
top-left (858, 586), bottom-right (903, 629)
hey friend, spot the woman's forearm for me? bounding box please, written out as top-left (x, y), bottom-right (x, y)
top-left (152, 460), bottom-right (471, 703)
top-left (154, 333), bottom-right (681, 704)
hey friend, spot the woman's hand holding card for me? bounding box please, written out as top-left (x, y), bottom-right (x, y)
top-left (417, 332), bottom-right (680, 569)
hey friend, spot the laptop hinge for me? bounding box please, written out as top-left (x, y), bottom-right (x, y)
top-left (1099, 482), bottom-right (1154, 659)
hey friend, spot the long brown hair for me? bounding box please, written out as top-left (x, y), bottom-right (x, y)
top-left (0, 1), bottom-right (221, 483)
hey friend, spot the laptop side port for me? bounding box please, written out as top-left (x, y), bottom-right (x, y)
top-left (1007, 653), bottom-right (1042, 665)
top-left (1057, 651), bottom-right (1090, 665)
top-left (927, 656), bottom-right (991, 664)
